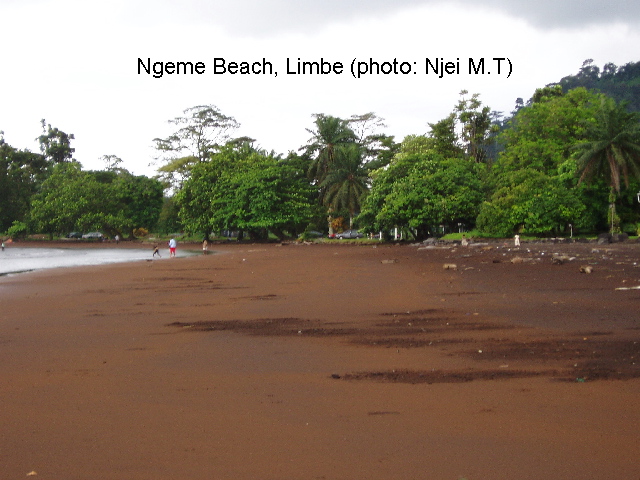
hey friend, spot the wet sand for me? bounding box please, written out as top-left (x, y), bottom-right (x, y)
top-left (1, 241), bottom-right (639, 479)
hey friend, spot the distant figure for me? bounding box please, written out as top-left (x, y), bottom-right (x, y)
top-left (1, 241), bottom-right (4, 251)
top-left (153, 244), bottom-right (161, 257)
top-left (115, 234), bottom-right (120, 244)
top-left (461, 234), bottom-right (469, 247)
top-left (168, 237), bottom-right (177, 257)
top-left (514, 234), bottom-right (520, 247)
top-left (202, 239), bottom-right (208, 254)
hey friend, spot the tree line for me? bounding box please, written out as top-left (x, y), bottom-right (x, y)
top-left (2, 60), bottom-right (640, 241)
top-left (0, 121), bottom-right (164, 239)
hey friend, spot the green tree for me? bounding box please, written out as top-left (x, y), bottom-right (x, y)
top-left (29, 162), bottom-right (107, 237)
top-left (347, 112), bottom-right (399, 168)
top-left (574, 97), bottom-right (640, 233)
top-left (360, 139), bottom-right (484, 240)
top-left (155, 155), bottom-right (198, 192)
top-left (358, 135), bottom-right (433, 235)
top-left (156, 196), bottom-right (182, 234)
top-left (0, 133), bottom-right (49, 231)
top-left (114, 172), bottom-right (164, 238)
top-left (480, 87), bottom-right (609, 235)
top-left (37, 119), bottom-right (75, 164)
top-left (177, 144), bottom-right (313, 240)
top-left (455, 91), bottom-right (499, 163)
top-left (29, 162), bottom-right (163, 238)
top-left (427, 113), bottom-right (464, 159)
top-left (496, 87), bottom-right (602, 178)
top-left (476, 169), bottom-right (587, 237)
top-left (320, 143), bottom-right (369, 228)
top-left (301, 114), bottom-right (357, 186)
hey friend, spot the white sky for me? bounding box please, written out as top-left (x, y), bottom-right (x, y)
top-left (1, 0), bottom-right (639, 176)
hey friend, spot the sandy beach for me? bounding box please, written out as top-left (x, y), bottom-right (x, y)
top-left (1, 240), bottom-right (639, 479)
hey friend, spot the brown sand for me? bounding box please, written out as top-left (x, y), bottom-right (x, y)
top-left (1, 241), bottom-right (639, 479)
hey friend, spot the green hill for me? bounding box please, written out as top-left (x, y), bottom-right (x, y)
top-left (552, 59), bottom-right (640, 111)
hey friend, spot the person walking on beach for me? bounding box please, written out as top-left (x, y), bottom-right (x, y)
top-left (168, 237), bottom-right (177, 257)
top-left (153, 244), bottom-right (161, 257)
top-left (202, 239), bottom-right (208, 254)
top-left (514, 234), bottom-right (520, 247)
top-left (1, 241), bottom-right (4, 251)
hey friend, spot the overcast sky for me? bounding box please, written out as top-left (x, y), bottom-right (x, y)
top-left (1, 0), bottom-right (639, 176)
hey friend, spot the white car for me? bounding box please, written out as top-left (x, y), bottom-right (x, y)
top-left (82, 231), bottom-right (103, 239)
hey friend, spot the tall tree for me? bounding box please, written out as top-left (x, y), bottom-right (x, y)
top-left (455, 91), bottom-right (499, 163)
top-left (495, 87), bottom-right (603, 178)
top-left (37, 119), bottom-right (75, 164)
top-left (320, 143), bottom-right (369, 228)
top-left (574, 97), bottom-right (640, 233)
top-left (427, 113), bottom-right (464, 158)
top-left (101, 154), bottom-right (124, 172)
top-left (301, 114), bottom-right (357, 186)
top-left (153, 104), bottom-right (240, 166)
top-left (347, 112), bottom-right (398, 168)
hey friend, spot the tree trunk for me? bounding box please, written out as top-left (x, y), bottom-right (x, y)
top-left (608, 187), bottom-right (621, 234)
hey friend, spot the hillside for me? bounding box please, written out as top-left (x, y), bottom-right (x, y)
top-left (553, 59), bottom-right (640, 111)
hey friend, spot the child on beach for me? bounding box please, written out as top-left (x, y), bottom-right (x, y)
top-left (153, 245), bottom-right (161, 257)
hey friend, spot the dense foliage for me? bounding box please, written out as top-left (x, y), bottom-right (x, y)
top-left (557, 60), bottom-right (640, 112)
top-left (29, 162), bottom-right (163, 238)
top-left (176, 144), bottom-right (313, 240)
top-left (2, 60), bottom-right (640, 241)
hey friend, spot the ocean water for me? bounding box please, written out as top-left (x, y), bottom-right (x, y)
top-left (0, 246), bottom-right (195, 276)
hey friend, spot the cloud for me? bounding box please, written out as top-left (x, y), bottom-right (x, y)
top-left (471, 0), bottom-right (640, 29)
top-left (141, 0), bottom-right (640, 36)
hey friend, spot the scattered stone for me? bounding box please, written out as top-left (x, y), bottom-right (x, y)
top-left (381, 259), bottom-right (398, 264)
top-left (510, 257), bottom-right (524, 264)
top-left (443, 263), bottom-right (458, 270)
top-left (597, 233), bottom-right (612, 244)
top-left (579, 265), bottom-right (594, 274)
top-left (468, 243), bottom-right (490, 248)
top-left (552, 255), bottom-right (571, 265)
top-left (615, 233), bottom-right (629, 243)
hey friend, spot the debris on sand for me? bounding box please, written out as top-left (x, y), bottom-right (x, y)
top-left (579, 265), bottom-right (594, 274)
top-left (552, 255), bottom-right (572, 265)
top-left (443, 263), bottom-right (457, 270)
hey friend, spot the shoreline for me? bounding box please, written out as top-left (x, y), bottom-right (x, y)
top-left (1, 242), bottom-right (638, 479)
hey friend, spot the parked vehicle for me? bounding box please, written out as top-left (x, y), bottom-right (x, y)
top-left (82, 231), bottom-right (103, 239)
top-left (334, 229), bottom-right (364, 239)
top-left (66, 232), bottom-right (83, 239)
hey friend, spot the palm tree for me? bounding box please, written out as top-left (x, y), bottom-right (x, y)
top-left (574, 97), bottom-right (640, 233)
top-left (320, 144), bottom-right (369, 229)
top-left (302, 114), bottom-right (357, 186)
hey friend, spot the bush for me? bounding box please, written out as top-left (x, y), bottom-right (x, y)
top-left (7, 221), bottom-right (28, 240)
top-left (133, 227), bottom-right (149, 238)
